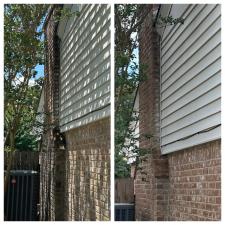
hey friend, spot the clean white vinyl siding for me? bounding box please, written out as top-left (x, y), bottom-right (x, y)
top-left (57, 4), bottom-right (110, 132)
top-left (159, 4), bottom-right (221, 154)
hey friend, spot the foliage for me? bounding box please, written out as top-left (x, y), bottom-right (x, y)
top-left (115, 4), bottom-right (185, 177)
top-left (156, 15), bottom-right (185, 27)
top-left (4, 4), bottom-right (48, 152)
top-left (4, 4), bottom-right (49, 198)
top-left (115, 4), bottom-right (149, 178)
top-left (15, 79), bottom-right (43, 151)
top-left (115, 150), bottom-right (130, 178)
top-left (4, 5), bottom-right (81, 153)
top-left (54, 7), bottom-right (80, 22)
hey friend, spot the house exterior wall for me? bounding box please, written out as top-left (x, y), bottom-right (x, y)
top-left (40, 5), bottom-right (65, 221)
top-left (135, 5), bottom-right (169, 221)
top-left (135, 4), bottom-right (221, 221)
top-left (58, 4), bottom-right (110, 132)
top-left (58, 4), bottom-right (111, 220)
top-left (40, 4), bottom-right (110, 221)
top-left (168, 140), bottom-right (221, 220)
top-left (159, 4), bottom-right (221, 154)
top-left (64, 118), bottom-right (110, 221)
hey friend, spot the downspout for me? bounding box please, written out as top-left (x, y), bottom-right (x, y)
top-left (153, 4), bottom-right (161, 27)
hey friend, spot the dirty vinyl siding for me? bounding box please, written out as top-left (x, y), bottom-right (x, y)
top-left (160, 4), bottom-right (221, 154)
top-left (58, 4), bottom-right (110, 132)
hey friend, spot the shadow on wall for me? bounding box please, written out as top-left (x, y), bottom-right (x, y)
top-left (64, 118), bottom-right (110, 221)
top-left (39, 131), bottom-right (56, 221)
top-left (59, 4), bottom-right (110, 131)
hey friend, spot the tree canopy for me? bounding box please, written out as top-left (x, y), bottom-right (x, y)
top-left (115, 4), bottom-right (185, 178)
top-left (115, 4), bottom-right (148, 178)
top-left (4, 4), bottom-right (49, 152)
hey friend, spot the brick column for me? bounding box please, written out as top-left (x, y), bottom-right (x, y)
top-left (40, 5), bottom-right (65, 221)
top-left (135, 4), bottom-right (169, 220)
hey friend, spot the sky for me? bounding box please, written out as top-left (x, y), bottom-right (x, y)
top-left (33, 14), bottom-right (46, 80)
top-left (35, 64), bottom-right (44, 79)
top-left (128, 32), bottom-right (139, 75)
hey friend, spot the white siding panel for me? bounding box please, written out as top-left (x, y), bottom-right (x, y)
top-left (61, 106), bottom-right (110, 132)
top-left (162, 9), bottom-right (220, 71)
top-left (162, 5), bottom-right (218, 57)
top-left (161, 98), bottom-right (221, 136)
top-left (161, 57), bottom-right (221, 101)
top-left (162, 4), bottom-right (204, 48)
top-left (58, 5), bottom-right (110, 132)
top-left (161, 4), bottom-right (196, 46)
top-left (161, 44), bottom-right (220, 92)
top-left (160, 4), bottom-right (221, 154)
top-left (161, 86), bottom-right (221, 127)
top-left (161, 32), bottom-right (221, 84)
top-left (161, 73), bottom-right (220, 111)
top-left (161, 126), bottom-right (221, 154)
top-left (161, 112), bottom-right (220, 146)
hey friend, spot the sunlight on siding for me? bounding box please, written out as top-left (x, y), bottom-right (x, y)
top-left (58, 4), bottom-right (110, 132)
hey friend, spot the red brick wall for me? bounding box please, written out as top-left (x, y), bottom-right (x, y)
top-left (136, 4), bottom-right (221, 221)
top-left (135, 155), bottom-right (156, 220)
top-left (168, 140), bottom-right (221, 221)
top-left (64, 118), bottom-right (110, 221)
top-left (135, 4), bottom-right (169, 221)
top-left (40, 6), bottom-right (110, 221)
top-left (40, 5), bottom-right (65, 221)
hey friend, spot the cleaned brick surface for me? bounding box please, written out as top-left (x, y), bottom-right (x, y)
top-left (135, 5), bottom-right (169, 221)
top-left (135, 4), bottom-right (221, 221)
top-left (168, 140), bottom-right (221, 221)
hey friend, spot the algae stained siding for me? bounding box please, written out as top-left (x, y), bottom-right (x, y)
top-left (159, 4), bottom-right (221, 154)
top-left (57, 4), bottom-right (110, 132)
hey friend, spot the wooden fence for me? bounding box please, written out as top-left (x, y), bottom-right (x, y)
top-left (4, 151), bottom-right (40, 171)
top-left (115, 178), bottom-right (134, 203)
